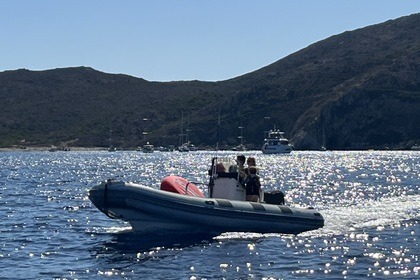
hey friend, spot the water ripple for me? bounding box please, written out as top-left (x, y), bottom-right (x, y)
top-left (0, 150), bottom-right (418, 279)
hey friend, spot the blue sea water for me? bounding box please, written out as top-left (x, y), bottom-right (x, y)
top-left (0, 150), bottom-right (418, 279)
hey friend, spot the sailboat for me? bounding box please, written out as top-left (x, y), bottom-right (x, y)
top-left (178, 112), bottom-right (197, 152)
top-left (141, 118), bottom-right (154, 153)
top-left (320, 123), bottom-right (327, 151)
top-left (232, 117), bottom-right (246, 151)
top-left (142, 142), bottom-right (154, 153)
top-left (108, 129), bottom-right (116, 152)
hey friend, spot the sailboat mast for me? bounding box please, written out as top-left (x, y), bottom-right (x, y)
top-left (179, 111), bottom-right (185, 146)
top-left (238, 116), bottom-right (244, 146)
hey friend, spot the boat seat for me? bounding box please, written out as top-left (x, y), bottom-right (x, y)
top-left (216, 172), bottom-right (238, 179)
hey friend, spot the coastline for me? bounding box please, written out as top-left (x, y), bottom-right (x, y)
top-left (0, 146), bottom-right (107, 152)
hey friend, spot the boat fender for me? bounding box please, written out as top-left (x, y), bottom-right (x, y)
top-left (161, 175), bottom-right (205, 197)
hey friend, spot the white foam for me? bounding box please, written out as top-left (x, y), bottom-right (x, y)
top-left (313, 194), bottom-right (419, 236)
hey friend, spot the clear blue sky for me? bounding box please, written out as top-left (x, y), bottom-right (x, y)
top-left (1, 0), bottom-right (419, 81)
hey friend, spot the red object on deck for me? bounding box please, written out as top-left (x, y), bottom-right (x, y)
top-left (160, 175), bottom-right (204, 198)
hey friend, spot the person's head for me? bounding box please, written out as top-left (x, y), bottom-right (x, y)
top-left (216, 162), bottom-right (225, 172)
top-left (237, 155), bottom-right (246, 165)
top-left (248, 166), bottom-right (258, 175)
top-left (247, 157), bottom-right (256, 166)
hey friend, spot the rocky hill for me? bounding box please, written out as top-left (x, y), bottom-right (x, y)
top-left (1, 13), bottom-right (419, 150)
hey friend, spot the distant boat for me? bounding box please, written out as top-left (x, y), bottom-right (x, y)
top-left (411, 145), bottom-right (420, 150)
top-left (108, 129), bottom-right (116, 152)
top-left (142, 118), bottom-right (153, 153)
top-left (142, 142), bottom-right (154, 153)
top-left (232, 144), bottom-right (246, 151)
top-left (320, 123), bottom-right (327, 151)
top-left (178, 141), bottom-right (197, 152)
top-left (48, 146), bottom-right (57, 152)
top-left (168, 145), bottom-right (176, 152)
top-left (156, 146), bottom-right (169, 152)
top-left (178, 143), bottom-right (189, 152)
top-left (261, 129), bottom-right (293, 154)
top-left (178, 112), bottom-right (197, 152)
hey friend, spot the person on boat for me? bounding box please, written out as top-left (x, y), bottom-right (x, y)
top-left (245, 157), bottom-right (259, 175)
top-left (215, 162), bottom-right (226, 173)
top-left (229, 155), bottom-right (246, 172)
top-left (245, 166), bottom-right (261, 202)
top-left (229, 155), bottom-right (247, 184)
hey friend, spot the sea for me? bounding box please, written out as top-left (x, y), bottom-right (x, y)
top-left (0, 150), bottom-right (418, 280)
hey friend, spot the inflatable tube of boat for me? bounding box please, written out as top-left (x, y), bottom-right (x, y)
top-left (160, 175), bottom-right (205, 198)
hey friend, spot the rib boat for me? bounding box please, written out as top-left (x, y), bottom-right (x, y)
top-left (89, 157), bottom-right (324, 235)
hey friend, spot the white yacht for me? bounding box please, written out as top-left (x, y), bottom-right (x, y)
top-left (261, 129), bottom-right (293, 154)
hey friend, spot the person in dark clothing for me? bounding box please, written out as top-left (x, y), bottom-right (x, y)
top-left (245, 166), bottom-right (261, 202)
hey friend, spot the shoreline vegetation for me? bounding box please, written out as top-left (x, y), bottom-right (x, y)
top-left (1, 146), bottom-right (419, 152)
top-left (0, 146), bottom-right (105, 152)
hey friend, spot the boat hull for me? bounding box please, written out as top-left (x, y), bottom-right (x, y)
top-left (89, 180), bottom-right (324, 235)
top-left (261, 146), bottom-right (293, 154)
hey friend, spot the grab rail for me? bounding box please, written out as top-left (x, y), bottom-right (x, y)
top-left (185, 181), bottom-right (208, 195)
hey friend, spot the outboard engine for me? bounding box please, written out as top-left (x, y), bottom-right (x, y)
top-left (263, 190), bottom-right (285, 205)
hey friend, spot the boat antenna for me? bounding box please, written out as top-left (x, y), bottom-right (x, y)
top-left (209, 157), bottom-right (217, 198)
top-left (216, 107), bottom-right (220, 151)
top-left (210, 107), bottom-right (221, 198)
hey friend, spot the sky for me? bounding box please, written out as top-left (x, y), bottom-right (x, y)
top-left (1, 0), bottom-right (419, 82)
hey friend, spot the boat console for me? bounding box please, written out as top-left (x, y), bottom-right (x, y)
top-left (208, 157), bottom-right (246, 201)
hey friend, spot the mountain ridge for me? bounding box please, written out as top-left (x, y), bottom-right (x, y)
top-left (1, 13), bottom-right (419, 150)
